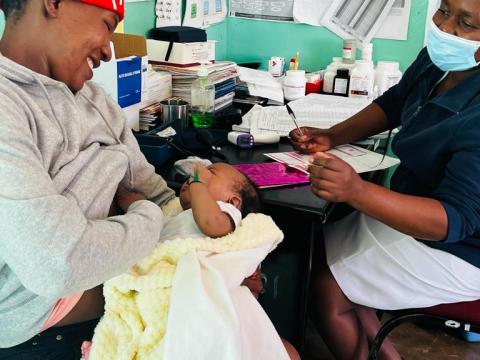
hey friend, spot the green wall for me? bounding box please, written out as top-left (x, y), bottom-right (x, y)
top-left (0, 1), bottom-right (429, 71)
top-left (226, 0), bottom-right (429, 72)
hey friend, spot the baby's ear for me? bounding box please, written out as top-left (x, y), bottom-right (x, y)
top-left (228, 194), bottom-right (242, 210)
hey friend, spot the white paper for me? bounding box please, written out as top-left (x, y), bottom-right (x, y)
top-left (237, 66), bottom-right (284, 104)
top-left (292, 0), bottom-right (331, 26)
top-left (229, 0), bottom-right (294, 22)
top-left (182, 0), bottom-right (204, 27)
top-left (321, 0), bottom-right (396, 43)
top-left (265, 145), bottom-right (400, 174)
top-left (204, 0), bottom-right (227, 27)
top-left (253, 94), bottom-right (370, 136)
top-left (375, 0), bottom-right (411, 41)
top-left (155, 0), bottom-right (182, 27)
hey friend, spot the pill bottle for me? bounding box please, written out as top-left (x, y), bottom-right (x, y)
top-left (333, 68), bottom-right (350, 97)
top-left (283, 70), bottom-right (307, 101)
top-left (349, 60), bottom-right (375, 98)
top-left (361, 43), bottom-right (373, 61)
top-left (375, 61), bottom-right (402, 96)
top-left (343, 39), bottom-right (357, 64)
top-left (322, 65), bottom-right (337, 94)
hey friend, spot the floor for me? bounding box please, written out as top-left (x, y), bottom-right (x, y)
top-left (303, 315), bottom-right (480, 360)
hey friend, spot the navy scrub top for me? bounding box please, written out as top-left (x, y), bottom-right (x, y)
top-left (374, 48), bottom-right (480, 268)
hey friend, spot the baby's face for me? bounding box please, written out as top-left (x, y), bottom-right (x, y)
top-left (179, 163), bottom-right (245, 210)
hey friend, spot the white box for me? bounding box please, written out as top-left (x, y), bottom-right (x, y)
top-left (146, 39), bottom-right (215, 66)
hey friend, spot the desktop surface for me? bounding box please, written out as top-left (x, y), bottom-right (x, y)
top-left (157, 139), bottom-right (330, 218)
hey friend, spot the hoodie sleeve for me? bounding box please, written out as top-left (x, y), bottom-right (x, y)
top-left (119, 121), bottom-right (176, 207)
top-left (0, 98), bottom-right (164, 299)
top-left (95, 85), bottom-right (176, 208)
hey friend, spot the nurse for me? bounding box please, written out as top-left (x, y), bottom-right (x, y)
top-left (290, 0), bottom-right (480, 359)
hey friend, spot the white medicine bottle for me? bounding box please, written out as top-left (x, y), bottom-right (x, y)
top-left (375, 61), bottom-right (402, 97)
top-left (283, 70), bottom-right (307, 101)
top-left (349, 60), bottom-right (375, 98)
top-left (191, 64), bottom-right (215, 128)
top-left (361, 43), bottom-right (373, 61)
top-left (323, 65), bottom-right (337, 94)
top-left (343, 39), bottom-right (357, 64)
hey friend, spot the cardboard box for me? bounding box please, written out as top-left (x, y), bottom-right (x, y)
top-left (146, 39), bottom-right (215, 66)
top-left (111, 33), bottom-right (149, 104)
top-left (111, 33), bottom-right (147, 58)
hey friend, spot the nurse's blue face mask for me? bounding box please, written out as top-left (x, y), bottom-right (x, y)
top-left (427, 20), bottom-right (480, 72)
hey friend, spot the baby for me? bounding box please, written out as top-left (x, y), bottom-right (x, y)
top-left (159, 162), bottom-right (261, 242)
top-left (167, 162), bottom-right (301, 360)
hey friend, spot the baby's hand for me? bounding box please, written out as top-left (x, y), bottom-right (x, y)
top-left (115, 184), bottom-right (146, 212)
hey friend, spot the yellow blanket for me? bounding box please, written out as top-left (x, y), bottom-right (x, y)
top-left (89, 206), bottom-right (283, 360)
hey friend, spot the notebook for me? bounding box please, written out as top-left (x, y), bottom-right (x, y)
top-left (233, 162), bottom-right (310, 189)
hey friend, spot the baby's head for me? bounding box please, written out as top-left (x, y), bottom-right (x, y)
top-left (179, 163), bottom-right (261, 217)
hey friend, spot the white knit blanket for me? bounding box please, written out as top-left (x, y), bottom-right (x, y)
top-left (89, 212), bottom-right (287, 360)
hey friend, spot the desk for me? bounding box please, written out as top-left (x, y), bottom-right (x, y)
top-left (157, 139), bottom-right (335, 354)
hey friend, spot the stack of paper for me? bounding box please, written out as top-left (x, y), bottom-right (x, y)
top-left (151, 61), bottom-right (238, 110)
top-left (140, 70), bottom-right (172, 109)
top-left (139, 102), bottom-right (163, 131)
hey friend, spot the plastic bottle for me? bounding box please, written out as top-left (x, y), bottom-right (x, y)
top-left (283, 70), bottom-right (307, 101)
top-left (349, 60), bottom-right (375, 98)
top-left (191, 64), bottom-right (215, 128)
top-left (332, 57), bottom-right (343, 68)
top-left (343, 39), bottom-right (357, 64)
top-left (361, 43), bottom-right (373, 61)
top-left (375, 61), bottom-right (403, 96)
top-left (333, 68), bottom-right (350, 97)
top-left (322, 65), bottom-right (337, 94)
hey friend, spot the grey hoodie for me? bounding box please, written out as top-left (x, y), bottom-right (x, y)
top-left (0, 54), bottom-right (175, 347)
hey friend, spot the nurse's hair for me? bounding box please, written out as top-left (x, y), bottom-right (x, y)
top-left (0, 0), bottom-right (29, 21)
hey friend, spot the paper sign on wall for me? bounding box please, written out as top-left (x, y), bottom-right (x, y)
top-left (156, 0), bottom-right (182, 27)
top-left (229, 0), bottom-right (294, 22)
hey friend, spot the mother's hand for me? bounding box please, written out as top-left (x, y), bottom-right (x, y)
top-left (289, 127), bottom-right (335, 154)
top-left (308, 152), bottom-right (364, 203)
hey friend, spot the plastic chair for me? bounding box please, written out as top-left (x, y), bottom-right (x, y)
top-left (368, 299), bottom-right (480, 360)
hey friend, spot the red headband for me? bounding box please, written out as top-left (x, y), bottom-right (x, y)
top-left (78, 0), bottom-right (124, 21)
top-left (0, 0), bottom-right (125, 21)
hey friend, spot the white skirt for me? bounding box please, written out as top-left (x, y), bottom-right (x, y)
top-left (325, 212), bottom-right (480, 310)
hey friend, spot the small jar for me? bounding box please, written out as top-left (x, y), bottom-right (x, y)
top-left (343, 39), bottom-right (357, 64)
top-left (283, 70), bottom-right (307, 101)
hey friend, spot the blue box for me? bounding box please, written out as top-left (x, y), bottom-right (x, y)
top-left (117, 56), bottom-right (142, 108)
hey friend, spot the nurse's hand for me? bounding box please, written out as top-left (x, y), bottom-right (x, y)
top-left (308, 152), bottom-right (364, 203)
top-left (289, 127), bottom-right (334, 154)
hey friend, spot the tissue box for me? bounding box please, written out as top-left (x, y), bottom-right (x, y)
top-left (147, 39), bottom-right (215, 67)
